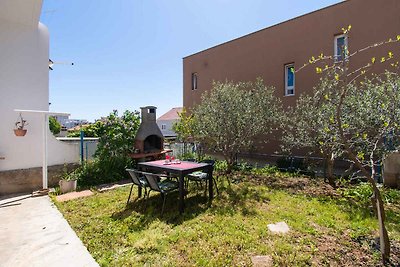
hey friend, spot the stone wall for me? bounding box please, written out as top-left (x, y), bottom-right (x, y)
top-left (0, 164), bottom-right (79, 195)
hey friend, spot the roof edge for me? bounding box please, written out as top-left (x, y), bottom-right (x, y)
top-left (183, 0), bottom-right (347, 59)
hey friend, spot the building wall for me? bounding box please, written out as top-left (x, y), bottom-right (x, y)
top-left (0, 3), bottom-right (79, 172)
top-left (183, 0), bottom-right (400, 154)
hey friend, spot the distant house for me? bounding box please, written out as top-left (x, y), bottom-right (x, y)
top-left (156, 107), bottom-right (183, 139)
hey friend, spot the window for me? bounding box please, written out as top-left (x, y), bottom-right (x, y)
top-left (334, 34), bottom-right (348, 62)
top-left (191, 73), bottom-right (198, 90)
top-left (284, 64), bottom-right (295, 96)
top-left (161, 124), bottom-right (166, 130)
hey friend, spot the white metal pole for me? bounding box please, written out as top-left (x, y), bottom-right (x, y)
top-left (43, 113), bottom-right (48, 189)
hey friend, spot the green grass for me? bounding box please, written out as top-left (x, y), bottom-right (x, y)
top-left (54, 174), bottom-right (400, 266)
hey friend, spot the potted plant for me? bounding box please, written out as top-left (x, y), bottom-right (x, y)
top-left (14, 113), bottom-right (28, 136)
top-left (59, 166), bottom-right (78, 193)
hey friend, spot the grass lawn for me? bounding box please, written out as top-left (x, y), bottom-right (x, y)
top-left (54, 171), bottom-right (400, 266)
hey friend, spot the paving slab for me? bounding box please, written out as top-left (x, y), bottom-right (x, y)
top-left (0, 194), bottom-right (98, 267)
top-left (267, 221), bottom-right (290, 234)
top-left (251, 255), bottom-right (273, 267)
top-left (56, 190), bottom-right (94, 202)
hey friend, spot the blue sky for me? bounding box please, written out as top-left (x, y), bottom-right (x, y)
top-left (41, 0), bottom-right (342, 122)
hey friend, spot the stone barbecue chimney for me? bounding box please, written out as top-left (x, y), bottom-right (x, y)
top-left (134, 106), bottom-right (164, 154)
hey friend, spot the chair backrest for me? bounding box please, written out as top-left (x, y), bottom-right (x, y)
top-left (126, 169), bottom-right (143, 186)
top-left (201, 159), bottom-right (215, 167)
top-left (142, 172), bottom-right (161, 192)
top-left (186, 158), bottom-right (196, 162)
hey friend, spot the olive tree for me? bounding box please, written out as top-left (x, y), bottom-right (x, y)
top-left (281, 76), bottom-right (343, 186)
top-left (192, 78), bottom-right (281, 172)
top-left (293, 26), bottom-right (400, 262)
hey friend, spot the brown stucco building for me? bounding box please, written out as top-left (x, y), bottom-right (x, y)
top-left (183, 0), bottom-right (400, 156)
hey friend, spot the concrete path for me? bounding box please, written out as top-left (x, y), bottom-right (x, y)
top-left (0, 194), bottom-right (98, 267)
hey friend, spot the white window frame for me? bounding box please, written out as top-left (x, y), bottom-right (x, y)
top-left (191, 73), bottom-right (198, 90)
top-left (334, 34), bottom-right (348, 62)
top-left (284, 64), bottom-right (295, 96)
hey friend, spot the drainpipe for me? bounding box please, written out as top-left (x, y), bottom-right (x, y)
top-left (80, 130), bottom-right (84, 164)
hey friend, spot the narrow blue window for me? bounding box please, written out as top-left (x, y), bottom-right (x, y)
top-left (285, 64), bottom-right (295, 96)
top-left (287, 67), bottom-right (294, 87)
top-left (335, 35), bottom-right (347, 61)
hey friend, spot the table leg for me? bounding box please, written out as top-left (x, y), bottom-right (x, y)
top-left (179, 173), bottom-right (185, 214)
top-left (208, 167), bottom-right (214, 201)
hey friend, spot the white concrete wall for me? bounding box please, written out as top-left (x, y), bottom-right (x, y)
top-left (0, 13), bottom-right (79, 171)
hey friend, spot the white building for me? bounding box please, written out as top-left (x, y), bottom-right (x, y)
top-left (0, 0), bottom-right (80, 194)
top-left (156, 107), bottom-right (182, 139)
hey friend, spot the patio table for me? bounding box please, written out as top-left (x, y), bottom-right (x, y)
top-left (137, 160), bottom-right (213, 213)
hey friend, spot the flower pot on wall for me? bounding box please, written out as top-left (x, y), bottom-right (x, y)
top-left (59, 179), bottom-right (77, 193)
top-left (14, 129), bottom-right (27, 136)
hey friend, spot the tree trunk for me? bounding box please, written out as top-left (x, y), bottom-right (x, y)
top-left (373, 184), bottom-right (391, 264)
top-left (224, 154), bottom-right (236, 175)
top-left (351, 156), bottom-right (390, 263)
top-left (335, 81), bottom-right (390, 263)
top-left (325, 155), bottom-right (336, 187)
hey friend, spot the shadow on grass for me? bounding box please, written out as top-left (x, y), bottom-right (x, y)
top-left (111, 190), bottom-right (210, 227)
top-left (111, 179), bottom-right (264, 227)
top-left (209, 183), bottom-right (267, 217)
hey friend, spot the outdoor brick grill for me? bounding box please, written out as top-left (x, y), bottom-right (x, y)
top-left (131, 106), bottom-right (170, 160)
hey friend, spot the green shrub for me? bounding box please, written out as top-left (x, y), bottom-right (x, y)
top-left (72, 156), bottom-right (133, 187)
top-left (234, 161), bottom-right (253, 173)
top-left (65, 110), bottom-right (140, 187)
top-left (67, 121), bottom-right (104, 137)
top-left (49, 116), bottom-right (61, 135)
top-left (341, 182), bottom-right (400, 206)
top-left (95, 110), bottom-right (140, 160)
top-left (214, 160), bottom-right (228, 173)
top-left (251, 164), bottom-right (279, 175)
top-left (178, 151), bottom-right (197, 161)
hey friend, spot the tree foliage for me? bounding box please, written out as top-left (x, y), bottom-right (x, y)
top-left (340, 73), bottom-right (400, 166)
top-left (281, 75), bottom-right (343, 185)
top-left (49, 116), bottom-right (61, 135)
top-left (172, 107), bottom-right (195, 143)
top-left (95, 110), bottom-right (141, 160)
top-left (68, 109), bottom-right (141, 186)
top-left (290, 25), bottom-right (400, 262)
top-left (67, 121), bottom-right (104, 137)
top-left (192, 78), bottom-right (281, 172)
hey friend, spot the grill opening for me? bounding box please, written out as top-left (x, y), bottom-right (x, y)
top-left (144, 135), bottom-right (162, 153)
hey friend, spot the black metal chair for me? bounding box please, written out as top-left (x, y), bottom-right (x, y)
top-left (142, 172), bottom-right (179, 216)
top-left (126, 169), bottom-right (149, 204)
top-left (187, 159), bottom-right (219, 195)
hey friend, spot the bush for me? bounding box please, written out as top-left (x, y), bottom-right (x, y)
top-left (95, 110), bottom-right (140, 160)
top-left (72, 156), bottom-right (134, 187)
top-left (214, 160), bottom-right (228, 173)
top-left (251, 165), bottom-right (279, 176)
top-left (67, 121), bottom-right (104, 137)
top-left (66, 109), bottom-right (140, 187)
top-left (49, 116), bottom-right (61, 135)
top-left (341, 182), bottom-right (400, 206)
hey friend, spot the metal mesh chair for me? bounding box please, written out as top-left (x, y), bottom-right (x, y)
top-left (126, 169), bottom-right (149, 204)
top-left (187, 159), bottom-right (219, 195)
top-left (142, 172), bottom-right (179, 216)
